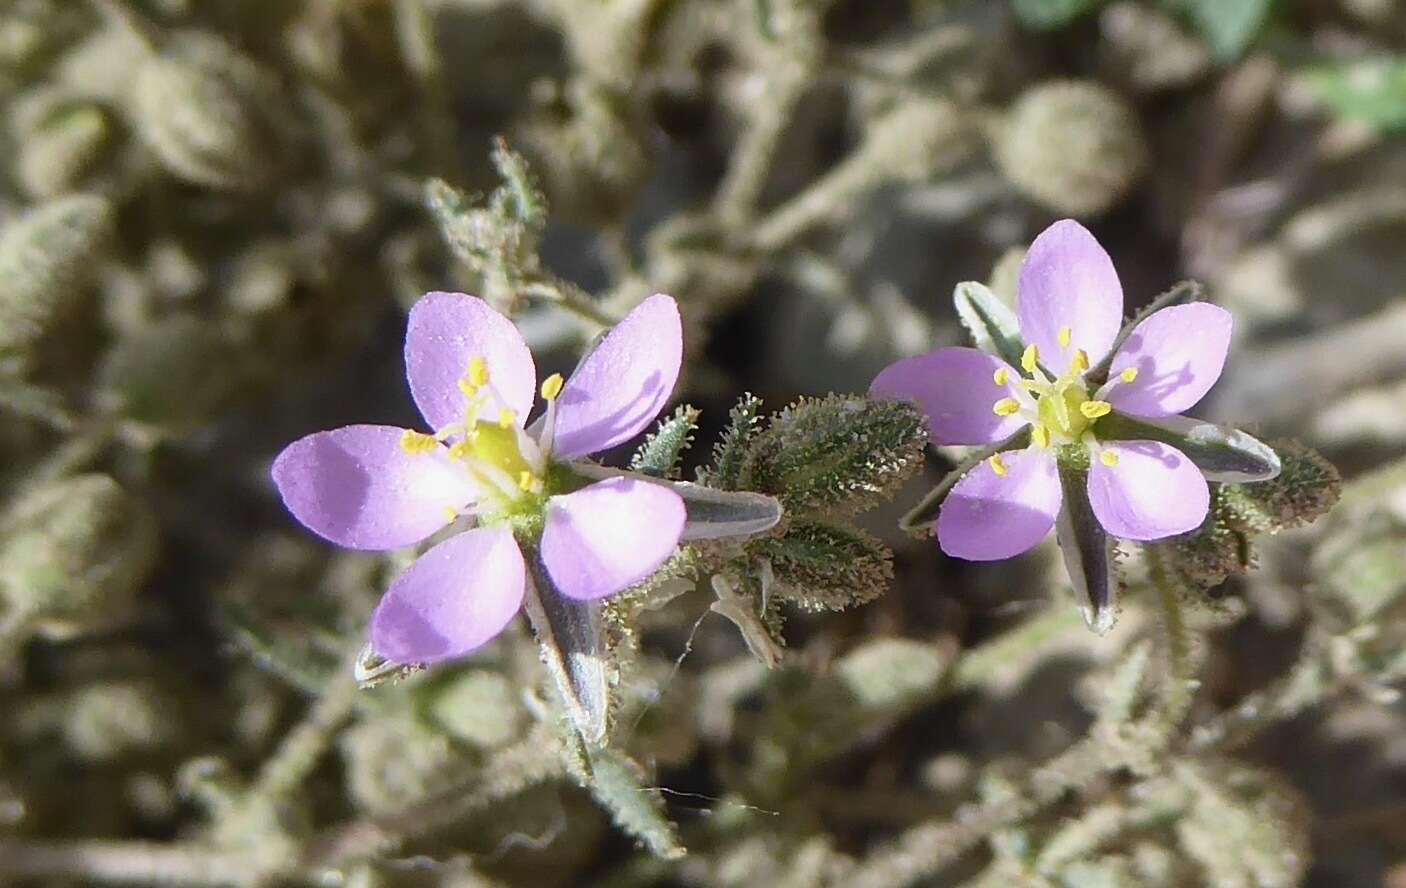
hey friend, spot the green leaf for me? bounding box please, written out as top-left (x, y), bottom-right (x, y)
top-left (1096, 413), bottom-right (1280, 483)
top-left (1178, 0), bottom-right (1272, 60)
top-left (1305, 57), bottom-right (1406, 134)
top-left (701, 393), bottom-right (764, 491)
top-left (754, 521), bottom-right (893, 612)
top-left (1010, 0), bottom-right (1104, 30)
top-left (954, 281), bottom-right (1026, 370)
top-left (1055, 453), bottom-right (1119, 635)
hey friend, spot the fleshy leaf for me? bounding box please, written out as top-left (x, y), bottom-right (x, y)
top-left (1055, 456), bottom-right (1119, 635)
top-left (1096, 412), bottom-right (1280, 483)
top-left (899, 426), bottom-right (1032, 534)
top-left (953, 281), bottom-right (1026, 370)
top-left (520, 550), bottom-right (610, 745)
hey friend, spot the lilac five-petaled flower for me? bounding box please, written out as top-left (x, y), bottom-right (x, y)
top-left (272, 292), bottom-right (686, 666)
top-left (872, 219), bottom-right (1234, 561)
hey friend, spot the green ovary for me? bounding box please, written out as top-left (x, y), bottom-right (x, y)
top-left (1037, 385), bottom-right (1093, 440)
top-left (463, 421), bottom-right (533, 480)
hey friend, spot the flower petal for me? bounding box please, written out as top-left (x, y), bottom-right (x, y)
top-left (871, 347), bottom-right (1026, 445)
top-left (551, 293), bottom-right (682, 459)
top-left (370, 526), bottom-right (525, 664)
top-left (938, 448), bottom-right (1061, 561)
top-left (1017, 219), bottom-right (1124, 372)
top-left (404, 291), bottom-right (536, 433)
top-left (271, 424), bottom-right (476, 550)
top-left (1105, 303), bottom-right (1232, 418)
top-left (1087, 441), bottom-right (1209, 541)
top-left (541, 476), bottom-right (685, 600)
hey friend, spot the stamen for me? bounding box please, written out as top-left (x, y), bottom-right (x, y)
top-left (540, 373), bottom-right (564, 401)
top-left (447, 440), bottom-right (471, 460)
top-left (1071, 348), bottom-right (1090, 373)
top-left (988, 454), bottom-right (1009, 477)
top-left (443, 506), bottom-right (459, 522)
top-left (496, 408), bottom-right (516, 429)
top-left (467, 356), bottom-right (490, 389)
top-left (1021, 344), bottom-right (1040, 374)
top-left (1079, 400), bottom-right (1112, 420)
top-left (1100, 450), bottom-right (1120, 467)
top-left (1031, 424), bottom-right (1050, 449)
top-left (993, 367), bottom-right (1010, 386)
top-left (517, 470), bottom-right (543, 494)
top-left (1120, 367), bottom-right (1138, 383)
top-left (993, 397), bottom-right (1021, 417)
top-left (1057, 326), bottom-right (1072, 348)
top-left (399, 429), bottom-right (438, 454)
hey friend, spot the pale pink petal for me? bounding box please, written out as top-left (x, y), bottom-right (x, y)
top-left (551, 294), bottom-right (682, 459)
top-left (1105, 304), bottom-right (1232, 418)
top-left (370, 527), bottom-right (525, 664)
top-left (1087, 441), bottom-right (1209, 541)
top-left (938, 449), bottom-right (1062, 561)
top-left (404, 291), bottom-right (536, 433)
top-left (272, 424), bottom-right (477, 550)
top-left (870, 348), bottom-right (1026, 446)
top-left (1017, 220), bottom-right (1124, 372)
top-left (540, 476), bottom-right (685, 600)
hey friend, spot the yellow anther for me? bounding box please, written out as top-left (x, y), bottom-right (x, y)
top-left (540, 373), bottom-right (564, 401)
top-left (496, 408), bottom-right (516, 429)
top-left (467, 356), bottom-right (490, 388)
top-left (1100, 450), bottom-right (1120, 467)
top-left (398, 429), bottom-right (438, 454)
top-left (993, 397), bottom-right (1021, 417)
top-left (443, 506), bottom-right (459, 522)
top-left (1079, 400), bottom-right (1112, 420)
top-left (1057, 326), bottom-right (1072, 348)
top-left (1120, 367), bottom-right (1139, 383)
top-left (993, 367), bottom-right (1010, 386)
top-left (447, 440), bottom-right (471, 460)
top-left (988, 453), bottom-right (1009, 477)
top-left (517, 470), bottom-right (543, 494)
top-left (1031, 424), bottom-right (1050, 449)
top-left (1071, 348), bottom-right (1090, 373)
top-left (1021, 344), bottom-right (1040, 374)
top-left (456, 378), bottom-right (478, 397)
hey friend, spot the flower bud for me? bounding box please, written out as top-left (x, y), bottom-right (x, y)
top-left (0, 474), bottom-right (158, 640)
top-left (131, 31), bottom-right (288, 190)
top-left (993, 80), bottom-right (1149, 217)
top-left (754, 521), bottom-right (893, 612)
top-left (0, 193), bottom-right (115, 366)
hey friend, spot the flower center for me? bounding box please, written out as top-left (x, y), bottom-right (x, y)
top-left (989, 332), bottom-right (1118, 453)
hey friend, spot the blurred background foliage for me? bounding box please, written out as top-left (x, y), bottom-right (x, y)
top-left (0, 0), bottom-right (1404, 885)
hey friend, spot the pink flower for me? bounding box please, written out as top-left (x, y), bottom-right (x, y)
top-left (872, 220), bottom-right (1278, 629)
top-left (272, 292), bottom-right (689, 666)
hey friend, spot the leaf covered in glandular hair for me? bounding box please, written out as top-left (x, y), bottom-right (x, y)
top-left (752, 520), bottom-right (893, 612)
top-left (630, 404), bottom-right (700, 479)
top-left (738, 395), bottom-right (927, 517)
top-left (698, 392), bottom-right (764, 491)
top-left (1216, 440), bottom-right (1341, 535)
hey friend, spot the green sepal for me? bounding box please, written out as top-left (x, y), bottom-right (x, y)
top-left (1084, 280), bottom-right (1203, 385)
top-left (899, 426), bottom-right (1032, 535)
top-left (1054, 453), bottom-right (1119, 635)
top-left (954, 280), bottom-right (1026, 370)
top-left (568, 464), bottom-right (783, 541)
top-left (1096, 412), bottom-right (1280, 483)
top-left (700, 392), bottom-right (764, 491)
top-left (630, 404), bottom-right (700, 479)
top-left (519, 548), bottom-right (610, 746)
